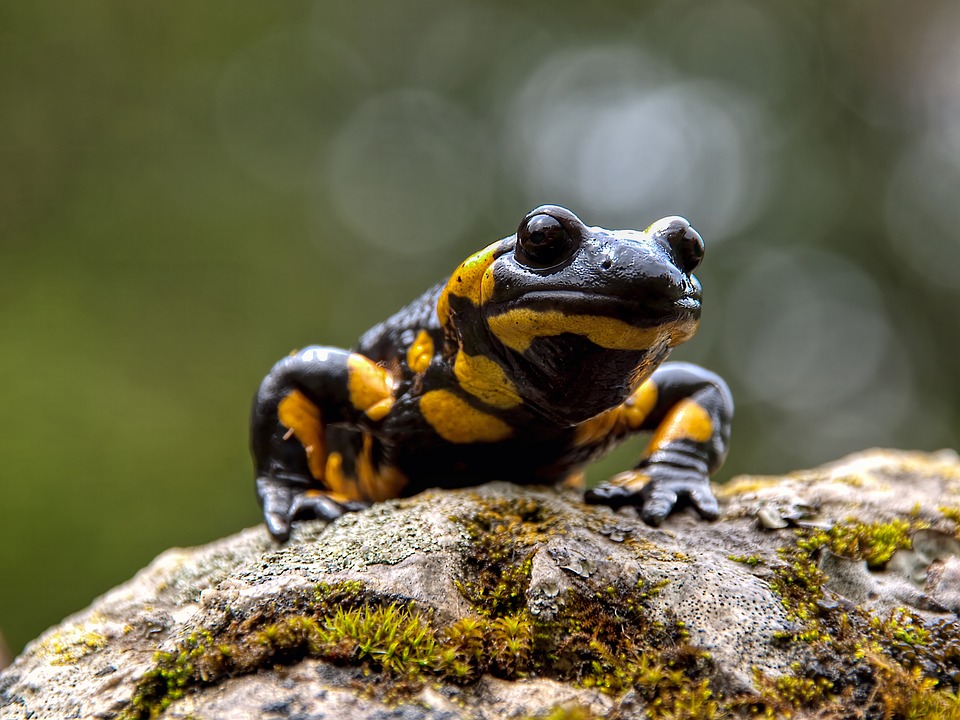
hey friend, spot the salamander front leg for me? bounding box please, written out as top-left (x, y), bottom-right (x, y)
top-left (256, 476), bottom-right (369, 542)
top-left (585, 362), bottom-right (733, 525)
top-left (250, 346), bottom-right (395, 541)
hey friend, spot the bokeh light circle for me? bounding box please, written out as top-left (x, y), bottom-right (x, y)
top-left (722, 248), bottom-right (895, 411)
top-left (323, 89), bottom-right (492, 256)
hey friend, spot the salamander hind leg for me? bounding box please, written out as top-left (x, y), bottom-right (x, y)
top-left (585, 362), bottom-right (733, 526)
top-left (250, 346), bottom-right (396, 541)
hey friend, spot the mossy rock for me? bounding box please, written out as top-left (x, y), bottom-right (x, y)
top-left (2, 449), bottom-right (960, 719)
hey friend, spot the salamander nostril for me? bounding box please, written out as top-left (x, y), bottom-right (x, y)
top-left (601, 258), bottom-right (613, 270)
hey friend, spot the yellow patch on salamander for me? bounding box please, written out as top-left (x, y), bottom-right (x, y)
top-left (573, 380), bottom-right (659, 447)
top-left (607, 469), bottom-right (652, 491)
top-left (347, 353), bottom-right (395, 421)
top-left (454, 351), bottom-right (522, 409)
top-left (301, 486), bottom-right (361, 507)
top-left (648, 398), bottom-right (714, 449)
top-left (406, 329), bottom-right (434, 374)
top-left (572, 405), bottom-right (620, 448)
top-left (420, 389), bottom-right (513, 443)
top-left (323, 452), bottom-right (354, 499)
top-left (487, 309), bottom-right (697, 354)
top-left (325, 439), bottom-right (408, 503)
top-left (277, 390), bottom-right (326, 481)
top-left (436, 242), bottom-right (500, 327)
top-left (356, 433), bottom-right (408, 501)
top-left (623, 380), bottom-right (659, 429)
top-left (324, 439), bottom-right (408, 503)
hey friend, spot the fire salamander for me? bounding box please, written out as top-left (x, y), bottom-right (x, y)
top-left (251, 205), bottom-right (733, 542)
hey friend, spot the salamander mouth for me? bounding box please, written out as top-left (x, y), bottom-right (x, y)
top-left (483, 289), bottom-right (700, 355)
top-left (489, 288), bottom-right (700, 326)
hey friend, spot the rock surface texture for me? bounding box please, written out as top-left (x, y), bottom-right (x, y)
top-left (3, 449), bottom-right (960, 719)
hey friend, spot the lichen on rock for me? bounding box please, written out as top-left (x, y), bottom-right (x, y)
top-left (2, 449), bottom-right (960, 719)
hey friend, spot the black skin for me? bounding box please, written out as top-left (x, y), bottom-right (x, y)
top-left (251, 205), bottom-right (733, 542)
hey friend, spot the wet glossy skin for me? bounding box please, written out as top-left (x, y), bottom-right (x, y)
top-left (251, 205), bottom-right (733, 542)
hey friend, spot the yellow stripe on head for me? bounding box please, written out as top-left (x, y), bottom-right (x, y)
top-left (420, 389), bottom-right (513, 443)
top-left (437, 242), bottom-right (500, 327)
top-left (488, 309), bottom-right (696, 354)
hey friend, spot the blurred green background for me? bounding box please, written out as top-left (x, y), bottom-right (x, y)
top-left (3, 1), bottom-right (959, 655)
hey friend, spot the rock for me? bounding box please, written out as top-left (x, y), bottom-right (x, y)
top-left (3, 448), bottom-right (960, 719)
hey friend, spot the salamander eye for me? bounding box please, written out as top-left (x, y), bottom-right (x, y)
top-left (649, 216), bottom-right (704, 274)
top-left (516, 213), bottom-right (575, 269)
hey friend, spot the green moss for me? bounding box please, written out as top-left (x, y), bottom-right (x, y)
top-left (121, 582), bottom-right (374, 719)
top-left (874, 608), bottom-right (929, 648)
top-left (650, 678), bottom-right (717, 720)
top-left (869, 655), bottom-right (960, 720)
top-left (488, 613), bottom-right (534, 676)
top-left (875, 613), bottom-right (960, 689)
top-left (941, 506), bottom-right (960, 522)
top-left (728, 554), bottom-right (763, 566)
top-left (753, 664), bottom-right (834, 711)
top-left (637, 578), bottom-right (670, 601)
top-left (769, 542), bottom-right (828, 643)
top-left (768, 518), bottom-right (928, 645)
top-left (772, 673), bottom-right (833, 707)
top-left (461, 495), bottom-right (560, 554)
top-left (451, 496), bottom-right (716, 710)
top-left (124, 601), bottom-right (445, 719)
top-left (754, 516), bottom-right (960, 718)
top-left (38, 625), bottom-right (109, 665)
top-left (527, 585), bottom-right (690, 695)
top-left (454, 495), bottom-right (558, 617)
top-left (438, 615), bottom-right (486, 681)
top-left (796, 518), bottom-right (926, 568)
top-left (126, 632), bottom-right (213, 718)
top-left (456, 553), bottom-right (534, 618)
